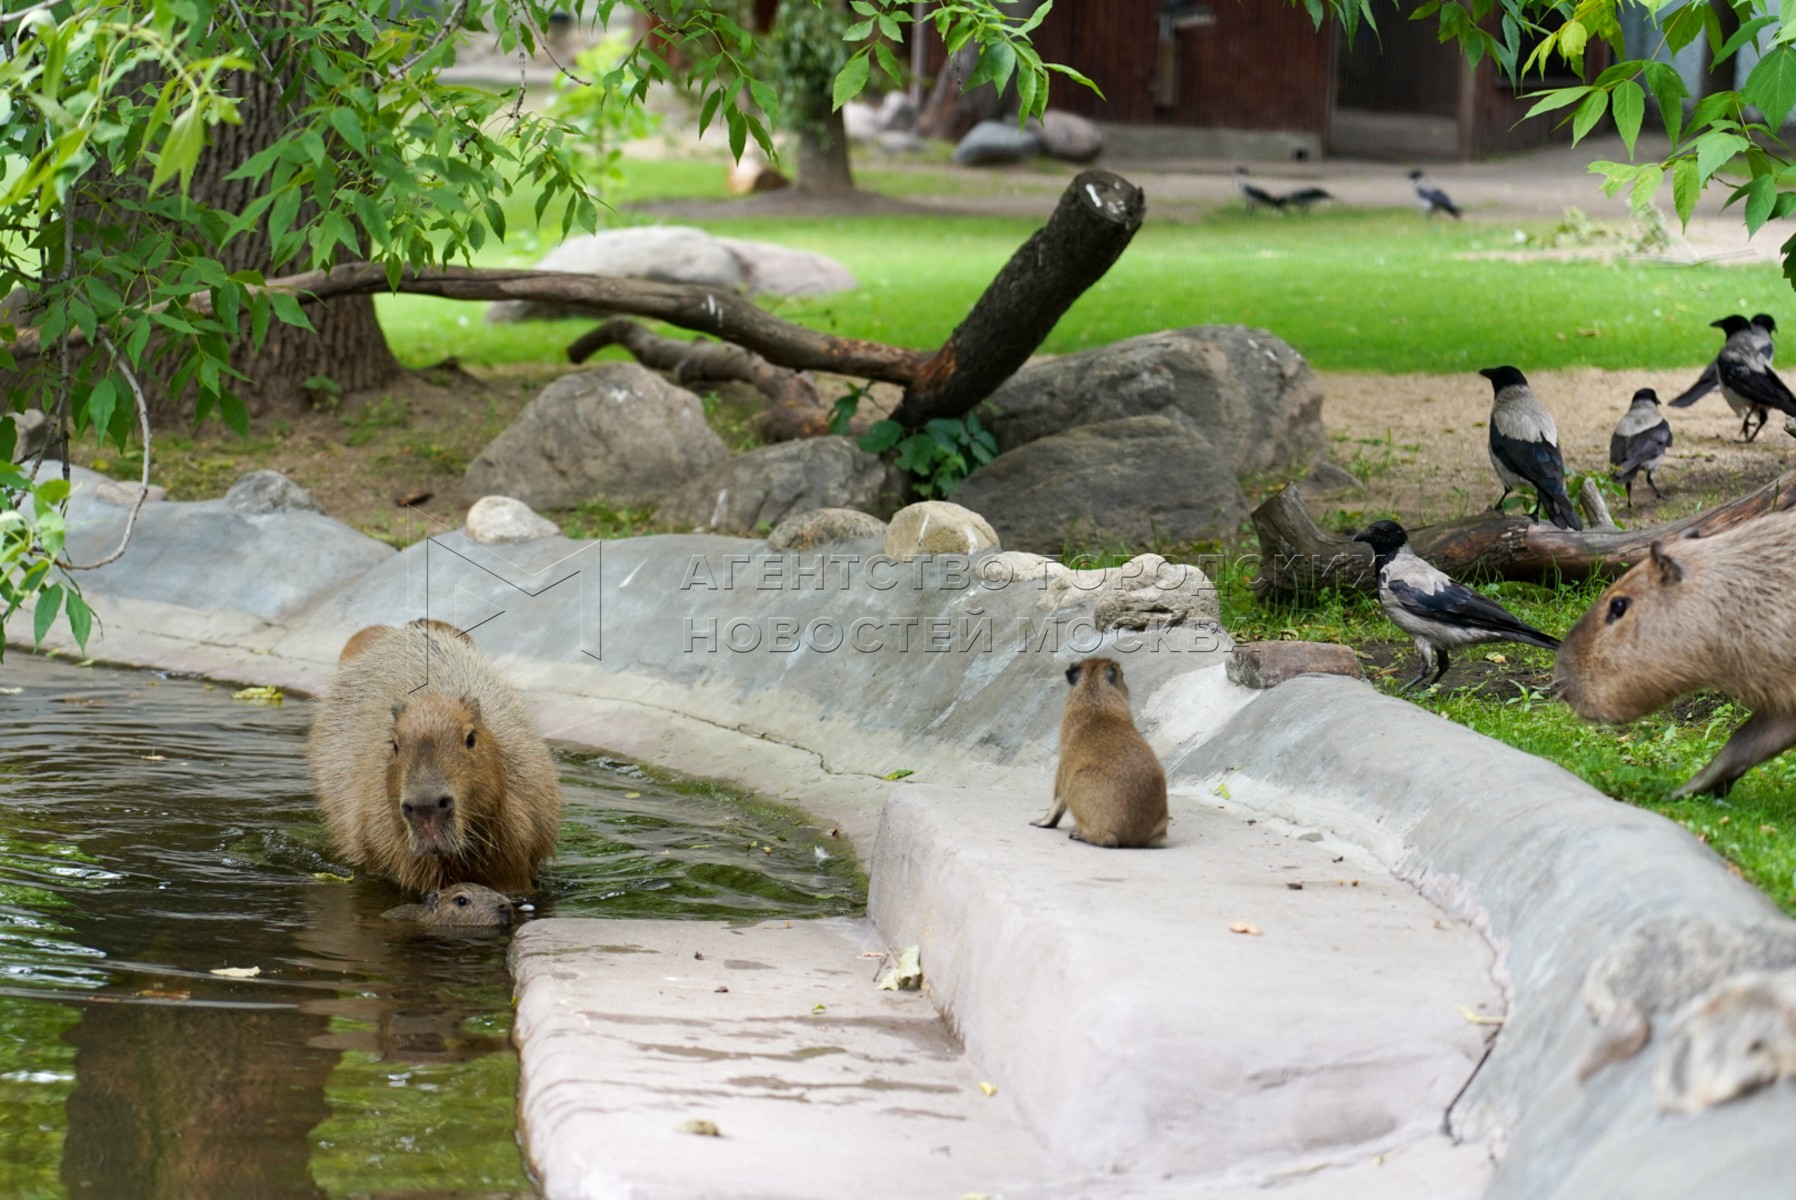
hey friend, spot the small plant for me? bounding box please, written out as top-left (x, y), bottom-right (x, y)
top-left (302, 374), bottom-right (344, 411)
top-left (561, 498), bottom-right (662, 541)
top-left (860, 412), bottom-right (998, 499)
top-left (545, 36), bottom-right (662, 200)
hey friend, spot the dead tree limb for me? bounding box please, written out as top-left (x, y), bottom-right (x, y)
top-left (890, 169), bottom-right (1147, 429)
top-left (1251, 472), bottom-right (1796, 596)
top-left (566, 318), bottom-right (831, 439)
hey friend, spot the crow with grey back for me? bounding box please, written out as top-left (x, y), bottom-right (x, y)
top-left (1354, 520), bottom-right (1561, 691)
top-left (1610, 388), bottom-right (1673, 507)
top-left (1669, 314), bottom-right (1793, 441)
top-left (1409, 168), bottom-right (1460, 218)
top-left (1479, 365), bottom-right (1583, 531)
top-left (1280, 186), bottom-right (1335, 212)
top-left (1234, 167), bottom-right (1284, 214)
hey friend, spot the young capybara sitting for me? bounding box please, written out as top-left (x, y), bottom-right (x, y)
top-left (1030, 657), bottom-right (1168, 848)
top-left (309, 621), bottom-right (560, 893)
top-left (1556, 509), bottom-right (1796, 798)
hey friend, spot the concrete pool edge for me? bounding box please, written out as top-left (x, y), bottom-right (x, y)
top-left (15, 500), bottom-right (1795, 1196)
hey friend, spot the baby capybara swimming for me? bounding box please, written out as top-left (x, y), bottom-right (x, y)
top-left (309, 621), bottom-right (560, 893)
top-left (1556, 508), bottom-right (1796, 797)
top-left (382, 882), bottom-right (516, 928)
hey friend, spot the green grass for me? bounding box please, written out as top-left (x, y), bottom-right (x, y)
top-left (375, 156), bottom-right (1795, 375)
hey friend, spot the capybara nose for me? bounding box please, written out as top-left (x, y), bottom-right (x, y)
top-left (402, 794), bottom-right (454, 820)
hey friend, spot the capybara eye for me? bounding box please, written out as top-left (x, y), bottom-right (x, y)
top-left (1606, 596), bottom-right (1632, 624)
top-left (465, 729), bottom-right (477, 749)
top-left (454, 894), bottom-right (469, 907)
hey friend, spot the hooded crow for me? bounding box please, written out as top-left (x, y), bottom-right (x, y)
top-left (1669, 313), bottom-right (1778, 415)
top-left (1702, 313), bottom-right (1793, 441)
top-left (1409, 168), bottom-right (1460, 218)
top-left (1609, 388), bottom-right (1673, 506)
top-left (1354, 520), bottom-right (1561, 690)
top-left (1280, 186), bottom-right (1335, 212)
top-left (1234, 167), bottom-right (1284, 214)
top-left (1478, 365), bottom-right (1584, 531)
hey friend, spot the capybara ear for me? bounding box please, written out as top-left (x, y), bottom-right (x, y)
top-left (461, 694), bottom-right (483, 724)
top-left (1650, 540), bottom-right (1686, 586)
top-left (390, 699), bottom-right (407, 722)
top-left (422, 889), bottom-right (442, 910)
top-left (1105, 661), bottom-right (1122, 688)
top-left (1066, 663), bottom-right (1083, 686)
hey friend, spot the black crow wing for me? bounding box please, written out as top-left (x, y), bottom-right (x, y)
top-left (1611, 422), bottom-right (1672, 474)
top-left (1718, 356), bottom-right (1796, 416)
top-left (1490, 428), bottom-right (1567, 493)
top-left (1668, 360), bottom-right (1717, 408)
top-left (1387, 579), bottom-right (1561, 648)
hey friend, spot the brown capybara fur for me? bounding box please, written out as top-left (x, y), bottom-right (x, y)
top-left (1031, 657), bottom-right (1168, 848)
top-left (382, 882), bottom-right (516, 928)
top-left (1556, 509), bottom-right (1796, 797)
top-left (309, 621), bottom-right (560, 893)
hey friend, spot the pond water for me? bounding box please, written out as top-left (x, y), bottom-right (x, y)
top-left (0, 654), bottom-right (861, 1198)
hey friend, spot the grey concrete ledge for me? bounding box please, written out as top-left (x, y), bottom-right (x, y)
top-left (17, 483), bottom-right (1794, 1198)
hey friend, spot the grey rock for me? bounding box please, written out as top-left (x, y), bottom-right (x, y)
top-left (464, 495), bottom-right (560, 544)
top-left (952, 415), bottom-right (1249, 554)
top-left (485, 225), bottom-right (745, 323)
top-left (875, 130), bottom-right (925, 155)
top-left (1034, 110), bottom-right (1103, 163)
top-left (7, 408), bottom-right (49, 463)
top-left (659, 437), bottom-right (902, 535)
top-left (975, 550), bottom-right (1068, 587)
top-left (461, 365), bottom-right (729, 511)
top-left (225, 470), bottom-right (321, 515)
top-left (94, 480), bottom-right (168, 507)
top-left (1088, 553), bottom-right (1219, 630)
top-left (843, 99), bottom-right (882, 142)
top-left (982, 326), bottom-right (1326, 480)
top-left (766, 506), bottom-right (887, 552)
top-left (716, 238), bottom-right (857, 298)
top-left (1298, 460), bottom-right (1364, 495)
top-left (878, 90), bottom-right (918, 132)
top-left (952, 119), bottom-right (1041, 166)
top-left (884, 500), bottom-right (1000, 560)
top-left (1228, 641), bottom-right (1365, 689)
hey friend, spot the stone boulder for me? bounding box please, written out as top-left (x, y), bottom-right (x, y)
top-left (883, 501), bottom-right (1000, 560)
top-left (716, 238), bottom-right (857, 298)
top-left (658, 438), bottom-right (901, 535)
top-left (461, 365), bottom-right (729, 510)
top-left (1034, 110), bottom-right (1103, 163)
top-left (951, 415), bottom-right (1248, 555)
top-left (952, 120), bottom-right (1040, 166)
top-left (843, 100), bottom-right (882, 142)
top-left (766, 507), bottom-right (888, 552)
top-left (94, 480), bottom-right (168, 506)
top-left (879, 91), bottom-right (918, 133)
top-left (982, 326), bottom-right (1325, 477)
top-left (464, 495), bottom-right (560, 544)
top-left (226, 470), bottom-right (321, 515)
top-left (1228, 641), bottom-right (1365, 689)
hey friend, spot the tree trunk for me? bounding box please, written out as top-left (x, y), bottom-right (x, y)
top-left (1249, 473), bottom-right (1796, 596)
top-left (890, 169), bottom-right (1145, 428)
top-left (797, 108), bottom-right (856, 194)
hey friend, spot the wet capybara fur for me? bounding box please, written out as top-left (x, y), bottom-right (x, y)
top-left (1556, 509), bottom-right (1796, 797)
top-left (309, 621), bottom-right (560, 893)
top-left (382, 882), bottom-right (516, 928)
top-left (1031, 657), bottom-right (1168, 848)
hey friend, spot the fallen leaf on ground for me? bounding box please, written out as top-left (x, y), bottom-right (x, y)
top-left (394, 489), bottom-right (433, 507)
top-left (0, 687), bottom-right (20, 695)
top-left (882, 768), bottom-right (914, 781)
top-left (1456, 1005), bottom-right (1504, 1026)
top-left (680, 1119), bottom-right (721, 1137)
top-left (232, 686), bottom-right (283, 705)
top-left (977, 1082), bottom-right (998, 1097)
top-left (138, 987), bottom-right (191, 1000)
top-left (1228, 922), bottom-right (1263, 936)
top-left (142, 753), bottom-right (167, 762)
top-left (209, 966), bottom-right (261, 978)
top-left (1484, 652), bottom-right (1508, 664)
top-left (876, 945), bottom-right (923, 991)
top-left (312, 871), bottom-right (354, 883)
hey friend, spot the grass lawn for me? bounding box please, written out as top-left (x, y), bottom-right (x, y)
top-left (376, 156), bottom-right (1795, 375)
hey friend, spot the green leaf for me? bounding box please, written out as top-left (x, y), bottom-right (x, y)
top-left (1745, 171), bottom-right (1778, 234)
top-left (1630, 162), bottom-right (1665, 212)
top-left (85, 377), bottom-right (118, 439)
top-left (1571, 89), bottom-right (1609, 144)
top-left (33, 584), bottom-right (62, 646)
top-left (1673, 155), bottom-right (1700, 225)
top-left (1610, 81), bottom-right (1645, 156)
top-left (1522, 86), bottom-right (1592, 120)
top-left (832, 50), bottom-right (871, 111)
top-left (64, 589), bottom-right (92, 652)
top-left (1558, 20), bottom-right (1588, 63)
top-left (1644, 61), bottom-right (1687, 145)
top-left (149, 106), bottom-right (204, 195)
top-left (1696, 131), bottom-right (1751, 181)
top-left (1745, 46), bottom-right (1796, 130)
top-left (327, 106), bottom-right (366, 153)
top-left (1715, 15), bottom-right (1778, 67)
top-left (858, 419), bottom-right (904, 454)
top-left (1664, 1), bottom-right (1706, 54)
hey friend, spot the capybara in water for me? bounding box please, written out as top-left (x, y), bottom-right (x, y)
top-left (309, 620), bottom-right (560, 893)
top-left (1556, 509), bottom-right (1796, 797)
top-left (1030, 657), bottom-right (1168, 848)
top-left (382, 882), bottom-right (516, 929)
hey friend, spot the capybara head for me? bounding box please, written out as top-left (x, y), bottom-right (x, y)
top-left (1066, 656), bottom-right (1128, 700)
top-left (422, 882), bottom-right (515, 928)
top-left (1557, 527), bottom-right (1772, 722)
top-left (1655, 972), bottom-right (1796, 1115)
top-left (386, 693), bottom-right (507, 861)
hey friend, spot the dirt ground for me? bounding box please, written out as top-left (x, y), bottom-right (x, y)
top-left (1313, 366), bottom-right (1793, 530)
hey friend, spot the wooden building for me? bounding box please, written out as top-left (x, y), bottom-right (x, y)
top-left (925, 1), bottom-right (1599, 161)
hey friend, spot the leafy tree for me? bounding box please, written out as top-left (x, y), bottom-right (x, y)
top-left (0, 0), bottom-right (1064, 651)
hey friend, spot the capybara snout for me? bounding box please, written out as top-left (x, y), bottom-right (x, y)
top-left (387, 693), bottom-right (491, 859)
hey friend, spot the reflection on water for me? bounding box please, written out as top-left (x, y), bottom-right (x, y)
top-left (0, 653), bottom-right (861, 1198)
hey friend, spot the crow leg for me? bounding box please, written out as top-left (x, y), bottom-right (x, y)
top-left (1430, 648), bottom-right (1451, 687)
top-left (1646, 469), bottom-right (1664, 499)
top-left (1490, 487), bottom-right (1511, 513)
top-left (1623, 476), bottom-right (1635, 508)
top-left (1671, 710), bottom-right (1796, 799)
top-left (1401, 641), bottom-right (1437, 692)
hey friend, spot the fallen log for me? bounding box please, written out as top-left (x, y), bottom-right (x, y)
top-left (566, 318), bottom-right (831, 440)
top-left (1249, 471), bottom-right (1796, 596)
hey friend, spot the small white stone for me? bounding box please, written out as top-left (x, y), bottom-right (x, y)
top-left (464, 495), bottom-right (560, 544)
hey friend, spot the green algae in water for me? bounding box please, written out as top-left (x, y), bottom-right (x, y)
top-left (0, 655), bottom-right (867, 1198)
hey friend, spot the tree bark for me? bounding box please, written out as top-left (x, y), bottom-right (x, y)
top-left (1249, 473), bottom-right (1796, 596)
top-left (796, 108), bottom-right (856, 195)
top-left (567, 317), bottom-right (832, 439)
top-left (890, 169), bottom-right (1146, 428)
